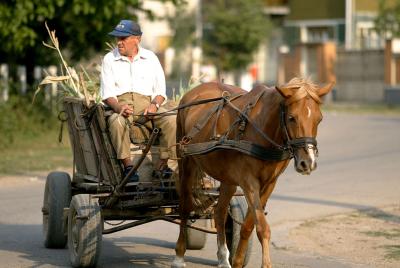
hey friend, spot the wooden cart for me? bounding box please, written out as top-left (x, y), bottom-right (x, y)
top-left (41, 97), bottom-right (252, 267)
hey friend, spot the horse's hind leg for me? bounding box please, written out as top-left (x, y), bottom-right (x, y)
top-left (172, 157), bottom-right (197, 268)
top-left (215, 183), bottom-right (237, 268)
top-left (173, 216), bottom-right (189, 268)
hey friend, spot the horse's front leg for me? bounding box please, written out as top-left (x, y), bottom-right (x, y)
top-left (232, 210), bottom-right (254, 268)
top-left (215, 183), bottom-right (237, 268)
top-left (243, 184), bottom-right (272, 268)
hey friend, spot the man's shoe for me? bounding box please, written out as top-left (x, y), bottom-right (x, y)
top-left (152, 166), bottom-right (173, 180)
top-left (123, 166), bottom-right (139, 182)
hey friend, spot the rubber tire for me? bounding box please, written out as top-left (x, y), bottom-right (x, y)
top-left (226, 196), bottom-right (253, 267)
top-left (185, 219), bottom-right (208, 250)
top-left (43, 171), bottom-right (71, 248)
top-left (68, 194), bottom-right (102, 268)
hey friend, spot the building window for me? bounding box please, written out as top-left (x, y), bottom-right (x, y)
top-left (307, 26), bottom-right (335, 43)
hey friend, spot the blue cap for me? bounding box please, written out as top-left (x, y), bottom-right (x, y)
top-left (108, 20), bottom-right (142, 37)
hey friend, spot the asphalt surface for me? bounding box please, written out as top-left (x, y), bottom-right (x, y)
top-left (0, 112), bottom-right (399, 268)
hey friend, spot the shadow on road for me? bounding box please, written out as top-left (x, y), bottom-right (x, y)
top-left (0, 224), bottom-right (216, 267)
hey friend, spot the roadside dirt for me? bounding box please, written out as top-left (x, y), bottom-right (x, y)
top-left (287, 205), bottom-right (400, 267)
top-left (0, 168), bottom-right (72, 187)
top-left (0, 174), bottom-right (45, 187)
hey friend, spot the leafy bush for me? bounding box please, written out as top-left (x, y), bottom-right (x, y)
top-left (0, 94), bottom-right (59, 150)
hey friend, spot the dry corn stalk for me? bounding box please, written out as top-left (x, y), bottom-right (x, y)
top-left (34, 22), bottom-right (100, 105)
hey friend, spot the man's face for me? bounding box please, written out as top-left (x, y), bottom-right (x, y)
top-left (116, 35), bottom-right (141, 57)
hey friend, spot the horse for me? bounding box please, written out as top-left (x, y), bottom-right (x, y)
top-left (172, 77), bottom-right (334, 268)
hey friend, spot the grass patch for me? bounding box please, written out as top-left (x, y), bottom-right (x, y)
top-left (0, 93), bottom-right (73, 175)
top-left (362, 229), bottom-right (400, 240)
top-left (0, 126), bottom-right (72, 175)
top-left (300, 218), bottom-right (331, 228)
top-left (0, 130), bottom-right (72, 175)
top-left (348, 212), bottom-right (363, 218)
top-left (382, 245), bottom-right (400, 260)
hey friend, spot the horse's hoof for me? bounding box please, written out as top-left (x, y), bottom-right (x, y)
top-left (171, 256), bottom-right (186, 268)
top-left (217, 264), bottom-right (232, 268)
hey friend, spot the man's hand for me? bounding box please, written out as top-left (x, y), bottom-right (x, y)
top-left (144, 103), bottom-right (158, 116)
top-left (144, 95), bottom-right (164, 116)
top-left (105, 97), bottom-right (133, 118)
top-left (118, 104), bottom-right (134, 118)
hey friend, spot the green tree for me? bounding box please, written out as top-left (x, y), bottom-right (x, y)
top-left (202, 0), bottom-right (270, 75)
top-left (167, 4), bottom-right (196, 79)
top-left (0, 0), bottom-right (183, 90)
top-left (374, 0), bottom-right (400, 38)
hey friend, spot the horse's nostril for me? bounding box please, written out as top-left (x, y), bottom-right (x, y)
top-left (300, 160), bottom-right (307, 170)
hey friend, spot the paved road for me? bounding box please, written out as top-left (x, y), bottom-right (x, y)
top-left (0, 112), bottom-right (399, 268)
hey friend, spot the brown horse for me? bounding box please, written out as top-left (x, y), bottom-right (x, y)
top-left (172, 78), bottom-right (334, 268)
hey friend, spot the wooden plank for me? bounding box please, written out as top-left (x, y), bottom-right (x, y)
top-left (95, 106), bottom-right (124, 184)
top-left (71, 101), bottom-right (99, 177)
top-left (90, 115), bottom-right (120, 186)
top-left (63, 100), bottom-right (87, 181)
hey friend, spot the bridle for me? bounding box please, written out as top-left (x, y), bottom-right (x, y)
top-left (279, 100), bottom-right (319, 158)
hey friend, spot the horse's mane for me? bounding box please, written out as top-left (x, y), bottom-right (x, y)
top-left (282, 77), bottom-right (322, 104)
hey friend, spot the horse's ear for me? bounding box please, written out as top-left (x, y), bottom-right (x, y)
top-left (318, 81), bottom-right (335, 97)
top-left (275, 86), bottom-right (293, 99)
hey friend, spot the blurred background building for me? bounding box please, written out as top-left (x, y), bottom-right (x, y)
top-left (131, 0), bottom-right (399, 104)
top-left (1, 0), bottom-right (400, 104)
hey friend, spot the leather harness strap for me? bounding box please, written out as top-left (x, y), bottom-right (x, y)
top-left (185, 93), bottom-right (244, 140)
top-left (235, 89), bottom-right (266, 140)
top-left (181, 139), bottom-right (292, 161)
top-left (180, 89), bottom-right (294, 161)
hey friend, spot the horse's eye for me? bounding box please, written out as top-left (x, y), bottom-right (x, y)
top-left (288, 115), bottom-right (296, 123)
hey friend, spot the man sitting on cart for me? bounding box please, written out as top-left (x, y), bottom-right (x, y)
top-left (100, 19), bottom-right (176, 182)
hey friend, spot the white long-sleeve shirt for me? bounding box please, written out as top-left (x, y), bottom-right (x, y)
top-left (100, 47), bottom-right (166, 100)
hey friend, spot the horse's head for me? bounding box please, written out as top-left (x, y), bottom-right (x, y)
top-left (276, 78), bottom-right (334, 175)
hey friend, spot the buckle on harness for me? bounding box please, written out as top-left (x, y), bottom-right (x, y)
top-left (181, 136), bottom-right (192, 145)
top-left (221, 91), bottom-right (231, 98)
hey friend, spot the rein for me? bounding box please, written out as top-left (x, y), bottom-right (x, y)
top-left (138, 96), bottom-right (230, 118)
top-left (118, 88), bottom-right (319, 162)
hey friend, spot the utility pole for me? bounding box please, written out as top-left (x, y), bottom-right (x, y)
top-left (345, 0), bottom-right (354, 50)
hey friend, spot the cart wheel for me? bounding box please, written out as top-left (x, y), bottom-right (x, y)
top-left (185, 219), bottom-right (208, 250)
top-left (68, 194), bottom-right (102, 268)
top-left (43, 171), bottom-right (71, 248)
top-left (226, 196), bottom-right (253, 267)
